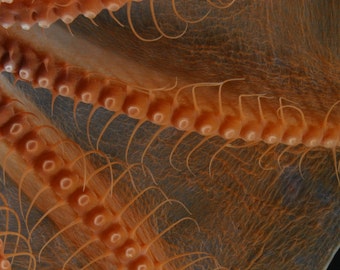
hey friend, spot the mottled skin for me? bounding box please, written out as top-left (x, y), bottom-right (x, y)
top-left (0, 1), bottom-right (339, 269)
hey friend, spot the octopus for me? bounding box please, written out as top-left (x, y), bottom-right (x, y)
top-left (0, 1), bottom-right (339, 269)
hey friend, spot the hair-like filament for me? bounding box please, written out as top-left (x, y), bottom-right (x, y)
top-left (172, 0), bottom-right (212, 24)
top-left (113, 186), bottom-right (168, 221)
top-left (207, 0), bottom-right (236, 9)
top-left (25, 186), bottom-right (50, 233)
top-left (169, 131), bottom-right (192, 171)
top-left (208, 139), bottom-right (236, 177)
top-left (0, 194), bottom-right (22, 265)
top-left (140, 125), bottom-right (167, 165)
top-left (18, 168), bottom-right (34, 219)
top-left (96, 112), bottom-right (122, 150)
top-left (127, 1), bottom-right (162, 42)
top-left (0, 231), bottom-right (36, 269)
top-left (179, 255), bottom-right (218, 269)
top-left (186, 136), bottom-right (211, 175)
top-left (79, 250), bottom-right (112, 270)
top-left (150, 0), bottom-right (189, 40)
top-left (144, 217), bottom-right (200, 251)
top-left (62, 236), bottom-right (98, 270)
top-left (125, 119), bottom-right (145, 164)
top-left (159, 251), bottom-right (210, 269)
top-left (28, 200), bottom-right (67, 242)
top-left (38, 218), bottom-right (82, 262)
top-left (100, 163), bottom-right (142, 200)
top-left (130, 198), bottom-right (191, 238)
top-left (322, 100), bottom-right (340, 129)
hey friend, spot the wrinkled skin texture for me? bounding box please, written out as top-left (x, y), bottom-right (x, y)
top-left (0, 1), bottom-right (339, 269)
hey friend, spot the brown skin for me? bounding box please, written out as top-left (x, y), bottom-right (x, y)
top-left (0, 1), bottom-right (339, 269)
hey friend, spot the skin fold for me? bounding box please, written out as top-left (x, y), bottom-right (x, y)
top-left (0, 1), bottom-right (339, 269)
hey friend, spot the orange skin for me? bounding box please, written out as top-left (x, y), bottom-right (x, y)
top-left (0, 1), bottom-right (339, 269)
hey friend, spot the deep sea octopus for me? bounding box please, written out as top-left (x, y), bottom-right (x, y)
top-left (0, 1), bottom-right (339, 269)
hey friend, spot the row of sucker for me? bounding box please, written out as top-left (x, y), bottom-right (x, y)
top-left (0, 0), bottom-right (139, 29)
top-left (0, 35), bottom-right (339, 151)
